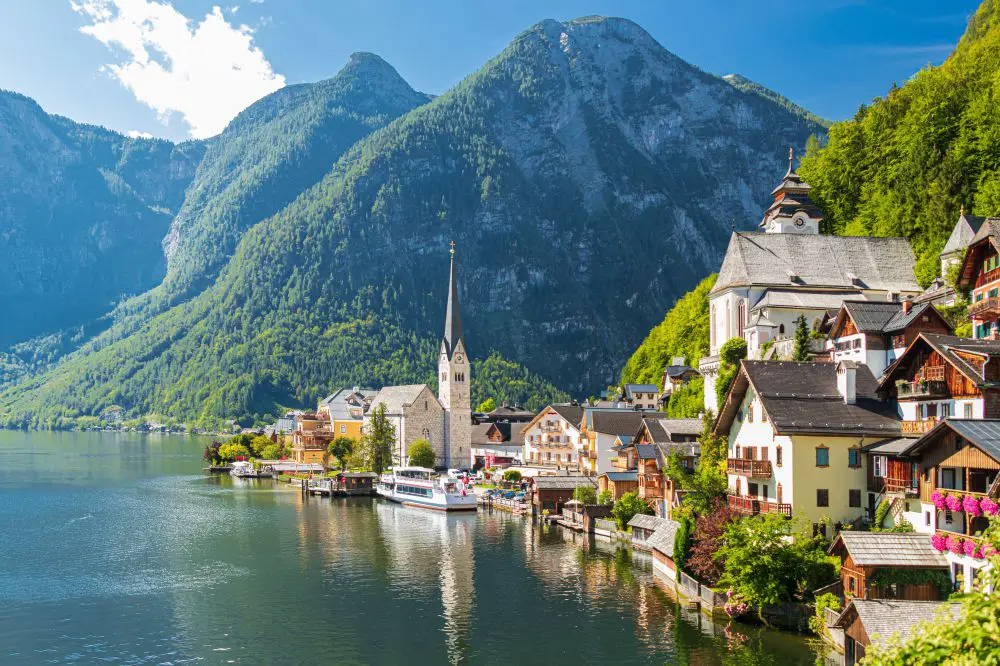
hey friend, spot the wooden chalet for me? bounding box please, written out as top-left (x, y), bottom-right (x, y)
top-left (877, 333), bottom-right (1000, 435)
top-left (956, 217), bottom-right (1000, 339)
top-left (863, 437), bottom-right (919, 525)
top-left (834, 600), bottom-right (962, 666)
top-left (828, 532), bottom-right (948, 601)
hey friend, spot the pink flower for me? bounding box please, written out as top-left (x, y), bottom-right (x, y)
top-left (963, 539), bottom-right (978, 556)
top-left (931, 534), bottom-right (948, 551)
top-left (964, 494), bottom-right (983, 517)
top-left (946, 535), bottom-right (964, 554)
top-left (931, 490), bottom-right (947, 510)
top-left (945, 494), bottom-right (964, 512)
top-left (981, 497), bottom-right (999, 516)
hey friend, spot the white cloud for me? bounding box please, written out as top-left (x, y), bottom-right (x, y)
top-left (70, 0), bottom-right (285, 139)
top-left (126, 129), bottom-right (154, 138)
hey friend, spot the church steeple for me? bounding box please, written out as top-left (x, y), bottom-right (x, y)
top-left (759, 147), bottom-right (823, 234)
top-left (443, 241), bottom-right (465, 359)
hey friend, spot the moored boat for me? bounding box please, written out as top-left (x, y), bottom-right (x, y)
top-left (377, 467), bottom-right (477, 511)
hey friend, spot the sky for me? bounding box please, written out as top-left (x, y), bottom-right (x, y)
top-left (0, 0), bottom-right (983, 141)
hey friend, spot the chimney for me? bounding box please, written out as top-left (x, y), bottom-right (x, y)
top-left (902, 297), bottom-right (912, 315)
top-left (837, 362), bottom-right (857, 405)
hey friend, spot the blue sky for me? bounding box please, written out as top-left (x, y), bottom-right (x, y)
top-left (0, 0), bottom-right (982, 141)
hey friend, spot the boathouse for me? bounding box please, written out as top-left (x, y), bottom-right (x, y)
top-left (827, 531), bottom-right (948, 601)
top-left (833, 599), bottom-right (961, 665)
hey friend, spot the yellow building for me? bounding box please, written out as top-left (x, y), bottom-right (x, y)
top-left (715, 360), bottom-right (901, 530)
top-left (291, 413), bottom-right (334, 465)
top-left (317, 387), bottom-right (377, 443)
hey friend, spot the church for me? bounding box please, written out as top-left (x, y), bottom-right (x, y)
top-left (699, 150), bottom-right (923, 412)
top-left (365, 243), bottom-right (473, 469)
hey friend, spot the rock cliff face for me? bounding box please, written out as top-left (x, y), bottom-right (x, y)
top-left (0, 90), bottom-right (203, 346)
top-left (0, 16), bottom-right (826, 426)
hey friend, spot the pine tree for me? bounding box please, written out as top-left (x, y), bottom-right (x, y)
top-left (793, 315), bottom-right (811, 362)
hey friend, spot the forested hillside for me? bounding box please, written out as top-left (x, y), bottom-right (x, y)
top-left (800, 0), bottom-right (1000, 286)
top-left (0, 91), bottom-right (203, 347)
top-left (0, 16), bottom-right (822, 429)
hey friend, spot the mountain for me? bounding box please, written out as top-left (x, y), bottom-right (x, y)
top-left (800, 0), bottom-right (1000, 286)
top-left (0, 90), bottom-right (203, 347)
top-left (0, 16), bottom-right (825, 429)
top-left (722, 74), bottom-right (831, 129)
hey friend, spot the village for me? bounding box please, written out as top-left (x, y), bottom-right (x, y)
top-left (204, 155), bottom-right (1000, 664)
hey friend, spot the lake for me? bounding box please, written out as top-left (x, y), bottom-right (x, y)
top-left (0, 431), bottom-right (826, 664)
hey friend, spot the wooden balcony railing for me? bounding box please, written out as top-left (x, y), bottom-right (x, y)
top-left (727, 494), bottom-right (791, 517)
top-left (901, 418), bottom-right (938, 435)
top-left (970, 296), bottom-right (1000, 318)
top-left (975, 267), bottom-right (1000, 289)
top-left (884, 476), bottom-right (919, 495)
top-left (727, 458), bottom-right (773, 477)
top-left (896, 380), bottom-right (948, 399)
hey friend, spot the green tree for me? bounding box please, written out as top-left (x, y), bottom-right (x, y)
top-left (715, 514), bottom-right (836, 612)
top-left (217, 442), bottom-right (250, 462)
top-left (572, 484), bottom-right (597, 505)
top-left (260, 443), bottom-right (282, 460)
top-left (612, 492), bottom-right (653, 530)
top-left (502, 469), bottom-right (522, 483)
top-left (792, 315), bottom-right (811, 362)
top-left (248, 434), bottom-right (272, 457)
top-left (407, 438), bottom-right (436, 468)
top-left (359, 403), bottom-right (395, 474)
top-left (476, 397), bottom-right (496, 412)
top-left (715, 337), bottom-right (748, 408)
top-left (328, 436), bottom-right (355, 471)
top-left (673, 514), bottom-right (693, 573)
top-left (597, 489), bottom-right (613, 506)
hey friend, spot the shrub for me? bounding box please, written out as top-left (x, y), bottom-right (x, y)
top-left (502, 469), bottom-right (522, 483)
top-left (809, 593), bottom-right (842, 636)
top-left (597, 489), bottom-right (613, 506)
top-left (673, 515), bottom-right (693, 572)
top-left (572, 485), bottom-right (597, 505)
top-left (612, 492), bottom-right (653, 530)
top-left (407, 439), bottom-right (436, 468)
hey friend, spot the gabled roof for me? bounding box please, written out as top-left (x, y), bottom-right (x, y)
top-left (941, 213), bottom-right (987, 257)
top-left (471, 423), bottom-right (496, 446)
top-left (712, 232), bottom-right (920, 296)
top-left (532, 475), bottom-right (596, 490)
top-left (368, 385), bottom-right (433, 415)
top-left (715, 361), bottom-right (901, 437)
top-left (903, 419), bottom-right (1000, 469)
top-left (590, 410), bottom-right (647, 437)
top-left (828, 532), bottom-right (947, 568)
top-left (638, 417), bottom-right (702, 445)
top-left (878, 333), bottom-right (1000, 392)
top-left (834, 600), bottom-right (962, 648)
top-left (646, 520), bottom-right (682, 557)
top-left (628, 514), bottom-right (670, 532)
top-left (957, 218), bottom-right (1000, 288)
top-left (623, 384), bottom-right (660, 397)
top-left (863, 437), bottom-right (916, 455)
top-left (602, 471), bottom-right (638, 482)
top-left (524, 404), bottom-right (585, 433)
top-left (663, 364), bottom-right (699, 379)
top-left (830, 300), bottom-right (952, 339)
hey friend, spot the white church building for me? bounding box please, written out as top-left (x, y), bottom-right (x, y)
top-left (366, 244), bottom-right (473, 469)
top-left (699, 151), bottom-right (923, 412)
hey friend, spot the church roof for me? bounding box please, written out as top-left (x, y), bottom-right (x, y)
top-left (712, 232), bottom-right (920, 296)
top-left (368, 385), bottom-right (433, 415)
top-left (443, 245), bottom-right (465, 358)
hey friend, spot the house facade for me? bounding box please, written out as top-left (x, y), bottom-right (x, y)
top-left (318, 387), bottom-right (377, 442)
top-left (715, 360), bottom-right (901, 529)
top-left (957, 218), bottom-right (1000, 338)
top-left (579, 409), bottom-right (652, 477)
top-left (522, 404), bottom-right (585, 471)
top-left (366, 384), bottom-right (446, 467)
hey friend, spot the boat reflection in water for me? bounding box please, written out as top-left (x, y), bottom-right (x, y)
top-left (374, 501), bottom-right (476, 665)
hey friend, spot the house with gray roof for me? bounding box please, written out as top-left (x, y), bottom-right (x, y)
top-left (645, 519), bottom-right (682, 581)
top-left (699, 161), bottom-right (922, 412)
top-left (714, 359), bottom-right (901, 527)
top-left (826, 299), bottom-right (952, 376)
top-left (522, 404), bottom-right (586, 472)
top-left (828, 532), bottom-right (948, 601)
top-left (916, 212), bottom-right (989, 306)
top-left (834, 599), bottom-right (962, 665)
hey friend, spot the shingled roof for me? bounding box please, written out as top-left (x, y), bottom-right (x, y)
top-left (904, 419), bottom-right (1000, 466)
top-left (645, 520), bottom-right (682, 557)
top-left (712, 232), bottom-right (920, 296)
top-left (627, 514), bottom-right (670, 532)
top-left (590, 410), bottom-right (647, 437)
top-left (879, 333), bottom-right (1000, 392)
top-left (715, 361), bottom-right (901, 437)
top-left (829, 532), bottom-right (947, 568)
top-left (368, 385), bottom-right (433, 415)
top-left (941, 213), bottom-right (987, 257)
top-left (532, 475), bottom-right (596, 490)
top-left (835, 600), bottom-right (963, 648)
top-left (831, 300), bottom-right (951, 339)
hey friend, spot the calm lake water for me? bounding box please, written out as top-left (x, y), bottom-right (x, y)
top-left (0, 431), bottom-right (826, 665)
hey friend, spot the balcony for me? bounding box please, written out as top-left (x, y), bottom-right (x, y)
top-left (727, 458), bottom-right (773, 478)
top-left (970, 297), bottom-right (1000, 319)
top-left (727, 494), bottom-right (792, 517)
top-left (974, 267), bottom-right (1000, 289)
top-left (901, 418), bottom-right (938, 436)
top-left (896, 379), bottom-right (948, 399)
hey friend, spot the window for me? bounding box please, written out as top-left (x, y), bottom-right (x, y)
top-left (777, 484), bottom-right (783, 503)
top-left (816, 446), bottom-right (830, 467)
top-left (817, 489), bottom-right (829, 507)
top-left (748, 482), bottom-right (759, 497)
top-left (849, 489), bottom-right (861, 507)
top-left (776, 446), bottom-right (783, 467)
top-left (441, 372), bottom-right (447, 382)
top-left (940, 402), bottom-right (953, 418)
top-left (747, 404), bottom-right (754, 423)
top-left (941, 468), bottom-right (957, 489)
top-left (945, 509), bottom-right (953, 523)
top-left (848, 576), bottom-right (856, 594)
top-left (925, 511), bottom-right (932, 527)
top-left (848, 449), bottom-right (861, 468)
top-left (965, 403), bottom-right (974, 419)
top-left (340, 424), bottom-right (346, 434)
top-left (873, 455), bottom-right (885, 478)
top-left (779, 323), bottom-right (785, 335)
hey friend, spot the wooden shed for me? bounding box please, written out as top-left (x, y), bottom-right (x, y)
top-left (828, 531), bottom-right (949, 601)
top-left (834, 599), bottom-right (961, 665)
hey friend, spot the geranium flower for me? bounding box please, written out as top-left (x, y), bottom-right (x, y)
top-left (945, 494), bottom-right (964, 512)
top-left (931, 490), bottom-right (947, 510)
top-left (963, 494), bottom-right (982, 517)
top-left (946, 535), bottom-right (963, 554)
top-left (981, 497), bottom-right (999, 516)
top-left (931, 534), bottom-right (947, 551)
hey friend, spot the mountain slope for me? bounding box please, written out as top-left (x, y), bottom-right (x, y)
top-left (0, 16), bottom-right (825, 428)
top-left (800, 0), bottom-right (1000, 286)
top-left (0, 90), bottom-right (203, 346)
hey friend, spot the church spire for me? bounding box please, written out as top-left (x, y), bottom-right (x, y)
top-left (443, 241), bottom-right (464, 358)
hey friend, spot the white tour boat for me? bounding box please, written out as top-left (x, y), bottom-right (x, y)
top-left (377, 467), bottom-right (477, 511)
